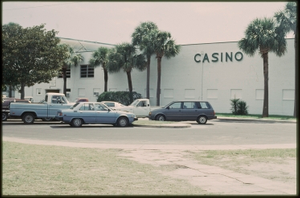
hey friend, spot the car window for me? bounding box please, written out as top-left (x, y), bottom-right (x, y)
top-left (169, 102), bottom-right (181, 109)
top-left (95, 103), bottom-right (109, 111)
top-left (199, 102), bottom-right (209, 109)
top-left (79, 103), bottom-right (94, 111)
top-left (104, 103), bottom-right (114, 107)
top-left (137, 101), bottom-right (146, 107)
top-left (183, 102), bottom-right (196, 109)
top-left (51, 95), bottom-right (67, 104)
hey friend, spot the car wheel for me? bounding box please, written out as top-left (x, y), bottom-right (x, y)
top-left (2, 112), bottom-right (8, 121)
top-left (197, 116), bottom-right (207, 124)
top-left (117, 117), bottom-right (128, 127)
top-left (71, 118), bottom-right (83, 127)
top-left (156, 114), bottom-right (165, 121)
top-left (22, 113), bottom-right (35, 124)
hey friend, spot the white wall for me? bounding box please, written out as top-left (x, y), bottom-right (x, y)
top-left (15, 38), bottom-right (295, 115)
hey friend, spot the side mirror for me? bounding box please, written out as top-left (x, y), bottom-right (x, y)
top-left (166, 106), bottom-right (170, 110)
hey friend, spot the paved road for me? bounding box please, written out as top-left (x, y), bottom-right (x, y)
top-left (2, 119), bottom-right (296, 150)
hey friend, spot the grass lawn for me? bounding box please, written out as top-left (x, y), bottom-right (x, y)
top-left (2, 141), bottom-right (206, 195)
top-left (216, 113), bottom-right (296, 120)
top-left (3, 141), bottom-right (296, 195)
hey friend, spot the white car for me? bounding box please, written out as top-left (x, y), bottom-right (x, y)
top-left (101, 101), bottom-right (126, 110)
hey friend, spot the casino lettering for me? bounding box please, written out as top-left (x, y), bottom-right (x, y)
top-left (194, 51), bottom-right (243, 63)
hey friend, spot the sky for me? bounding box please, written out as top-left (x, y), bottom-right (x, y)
top-left (2, 1), bottom-right (294, 45)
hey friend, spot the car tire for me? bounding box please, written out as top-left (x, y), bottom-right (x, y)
top-left (117, 117), bottom-right (128, 127)
top-left (197, 116), bottom-right (207, 124)
top-left (71, 118), bottom-right (83, 127)
top-left (22, 113), bottom-right (35, 124)
top-left (2, 112), bottom-right (8, 121)
top-left (156, 114), bottom-right (166, 121)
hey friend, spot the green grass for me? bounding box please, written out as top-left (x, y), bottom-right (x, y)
top-left (2, 141), bottom-right (206, 195)
top-left (216, 113), bottom-right (296, 120)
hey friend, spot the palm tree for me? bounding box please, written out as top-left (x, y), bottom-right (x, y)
top-left (89, 47), bottom-right (111, 92)
top-left (152, 31), bottom-right (180, 106)
top-left (60, 44), bottom-right (83, 95)
top-left (106, 43), bottom-right (147, 102)
top-left (132, 22), bottom-right (159, 99)
top-left (274, 2), bottom-right (297, 118)
top-left (238, 17), bottom-right (287, 117)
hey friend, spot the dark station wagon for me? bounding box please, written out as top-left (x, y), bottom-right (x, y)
top-left (148, 100), bottom-right (217, 124)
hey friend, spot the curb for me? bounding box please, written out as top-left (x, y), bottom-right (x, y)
top-left (133, 117), bottom-right (297, 128)
top-left (133, 123), bottom-right (191, 128)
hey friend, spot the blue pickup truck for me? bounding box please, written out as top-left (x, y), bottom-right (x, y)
top-left (9, 93), bottom-right (74, 124)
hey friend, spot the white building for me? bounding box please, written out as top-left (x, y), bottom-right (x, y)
top-left (7, 37), bottom-right (295, 116)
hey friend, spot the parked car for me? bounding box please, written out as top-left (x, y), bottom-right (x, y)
top-left (114, 98), bottom-right (161, 118)
top-left (148, 100), bottom-right (217, 124)
top-left (9, 93), bottom-right (74, 124)
top-left (101, 101), bottom-right (126, 110)
top-left (56, 102), bottom-right (138, 127)
top-left (2, 98), bottom-right (31, 121)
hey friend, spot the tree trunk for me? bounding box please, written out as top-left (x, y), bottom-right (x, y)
top-left (126, 71), bottom-right (133, 103)
top-left (146, 55), bottom-right (151, 99)
top-left (294, 30), bottom-right (298, 118)
top-left (62, 68), bottom-right (67, 96)
top-left (20, 82), bottom-right (25, 99)
top-left (262, 52), bottom-right (269, 117)
top-left (156, 56), bottom-right (162, 106)
top-left (8, 85), bottom-right (12, 97)
top-left (104, 67), bottom-right (108, 92)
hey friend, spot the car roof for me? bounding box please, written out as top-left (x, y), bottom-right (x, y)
top-left (170, 100), bottom-right (210, 102)
top-left (102, 101), bottom-right (118, 103)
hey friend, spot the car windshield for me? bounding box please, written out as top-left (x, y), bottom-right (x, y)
top-left (70, 103), bottom-right (80, 109)
top-left (163, 101), bottom-right (175, 108)
top-left (129, 100), bottom-right (139, 106)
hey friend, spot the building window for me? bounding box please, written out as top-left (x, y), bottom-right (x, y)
top-left (58, 68), bottom-right (71, 78)
top-left (80, 65), bottom-right (94, 78)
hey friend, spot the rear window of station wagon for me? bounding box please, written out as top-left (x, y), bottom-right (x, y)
top-left (168, 101), bottom-right (211, 109)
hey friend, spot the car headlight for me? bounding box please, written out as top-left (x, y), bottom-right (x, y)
top-left (149, 112), bottom-right (152, 116)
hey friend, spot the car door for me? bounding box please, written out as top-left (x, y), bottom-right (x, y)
top-left (48, 95), bottom-right (71, 117)
top-left (163, 102), bottom-right (182, 121)
top-left (134, 100), bottom-right (150, 117)
top-left (198, 101), bottom-right (214, 118)
top-left (78, 103), bottom-right (97, 123)
top-left (181, 102), bottom-right (198, 120)
top-left (94, 103), bottom-right (116, 123)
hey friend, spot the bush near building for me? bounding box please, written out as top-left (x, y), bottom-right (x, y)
top-left (230, 99), bottom-right (249, 115)
top-left (97, 91), bottom-right (142, 105)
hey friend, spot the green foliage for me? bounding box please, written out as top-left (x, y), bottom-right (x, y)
top-left (238, 17), bottom-right (286, 57)
top-left (2, 23), bottom-right (69, 98)
top-left (274, 2), bottom-right (297, 35)
top-left (132, 21), bottom-right (159, 57)
top-left (97, 91), bottom-right (142, 105)
top-left (107, 43), bottom-right (147, 73)
top-left (106, 43), bottom-right (147, 102)
top-left (230, 99), bottom-right (248, 115)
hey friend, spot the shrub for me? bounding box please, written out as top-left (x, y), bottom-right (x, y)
top-left (97, 91), bottom-right (142, 105)
top-left (230, 99), bottom-right (248, 115)
top-left (230, 99), bottom-right (239, 115)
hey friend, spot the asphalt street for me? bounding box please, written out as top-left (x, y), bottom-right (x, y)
top-left (2, 119), bottom-right (297, 150)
